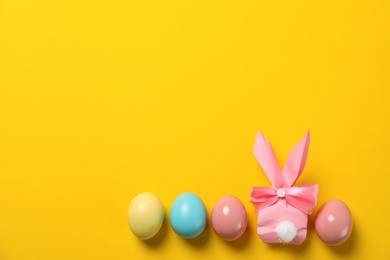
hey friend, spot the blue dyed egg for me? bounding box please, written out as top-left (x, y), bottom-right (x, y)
top-left (169, 192), bottom-right (207, 239)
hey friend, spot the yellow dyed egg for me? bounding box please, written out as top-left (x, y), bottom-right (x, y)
top-left (128, 192), bottom-right (164, 240)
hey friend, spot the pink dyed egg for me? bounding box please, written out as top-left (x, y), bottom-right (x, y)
top-left (211, 195), bottom-right (248, 241)
top-left (315, 199), bottom-right (353, 245)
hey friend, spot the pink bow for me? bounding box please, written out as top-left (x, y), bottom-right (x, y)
top-left (250, 131), bottom-right (318, 214)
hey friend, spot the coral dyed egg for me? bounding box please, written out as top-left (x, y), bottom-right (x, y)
top-left (211, 195), bottom-right (248, 241)
top-left (128, 192), bottom-right (164, 240)
top-left (170, 192), bottom-right (207, 239)
top-left (315, 199), bottom-right (353, 245)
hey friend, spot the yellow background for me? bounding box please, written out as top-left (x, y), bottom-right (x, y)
top-left (0, 0), bottom-right (389, 259)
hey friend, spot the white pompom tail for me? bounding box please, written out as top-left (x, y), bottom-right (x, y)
top-left (274, 221), bottom-right (297, 243)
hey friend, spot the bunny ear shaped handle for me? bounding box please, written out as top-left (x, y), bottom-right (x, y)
top-left (253, 131), bottom-right (284, 188)
top-left (283, 131), bottom-right (310, 187)
top-left (251, 131), bottom-right (318, 214)
top-left (253, 131), bottom-right (311, 188)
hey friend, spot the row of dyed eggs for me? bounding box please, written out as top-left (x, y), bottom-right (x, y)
top-left (128, 192), bottom-right (247, 241)
top-left (128, 192), bottom-right (353, 245)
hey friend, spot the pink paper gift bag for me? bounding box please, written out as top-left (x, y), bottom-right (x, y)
top-left (250, 131), bottom-right (318, 244)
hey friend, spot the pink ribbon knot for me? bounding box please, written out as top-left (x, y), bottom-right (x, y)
top-left (251, 184), bottom-right (318, 214)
